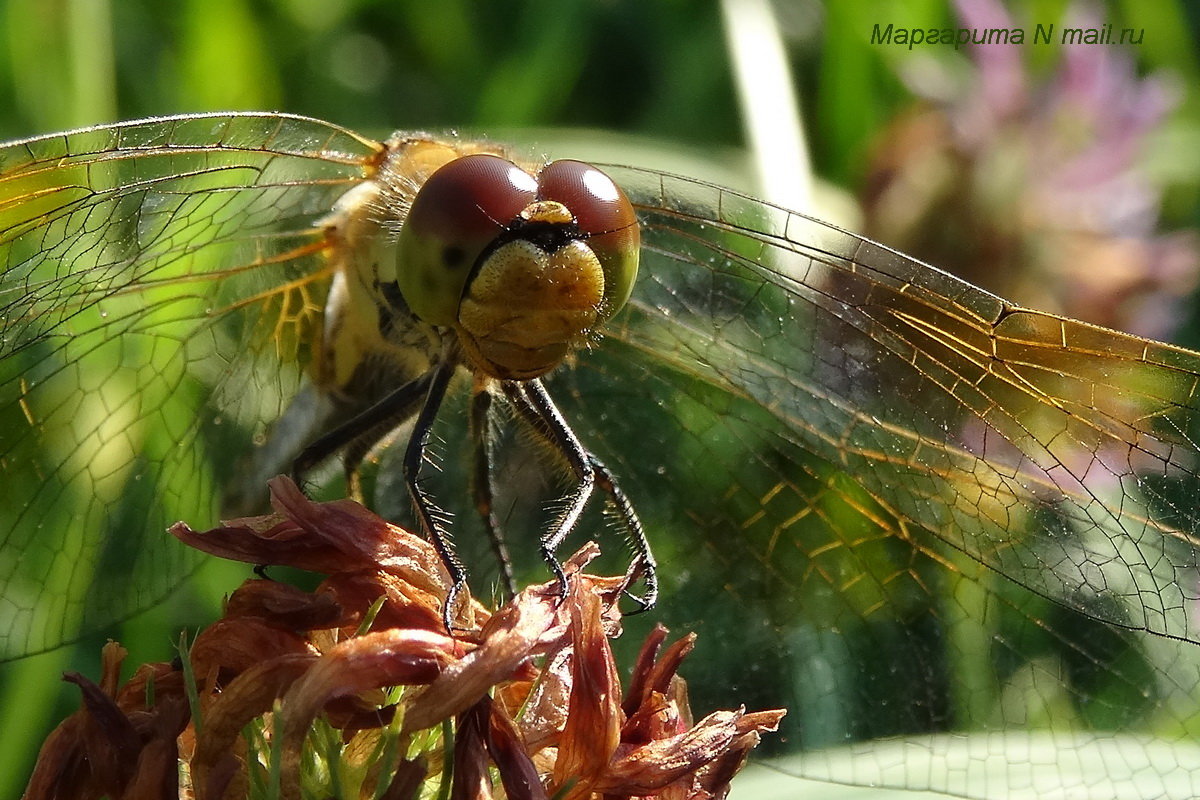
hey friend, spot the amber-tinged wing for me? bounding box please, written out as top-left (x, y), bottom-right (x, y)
top-left (0, 113), bottom-right (381, 658)
top-left (544, 165), bottom-right (1200, 796)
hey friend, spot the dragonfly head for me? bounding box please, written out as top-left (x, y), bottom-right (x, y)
top-left (394, 154), bottom-right (639, 380)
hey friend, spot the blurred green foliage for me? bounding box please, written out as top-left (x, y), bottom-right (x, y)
top-left (0, 0), bottom-right (744, 146)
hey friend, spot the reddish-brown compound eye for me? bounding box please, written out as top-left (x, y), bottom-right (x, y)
top-left (407, 154), bottom-right (538, 241)
top-left (395, 154), bottom-right (539, 326)
top-left (536, 159), bottom-right (639, 320)
top-left (537, 159), bottom-right (636, 236)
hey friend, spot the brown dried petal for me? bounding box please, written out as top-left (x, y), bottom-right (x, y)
top-left (552, 581), bottom-right (622, 796)
top-left (634, 634), bottom-right (695, 711)
top-left (402, 588), bottom-right (558, 734)
top-left (115, 662), bottom-right (185, 716)
top-left (283, 628), bottom-right (459, 719)
top-left (25, 644), bottom-right (134, 799)
top-left (190, 617), bottom-right (316, 683)
top-left (275, 627), bottom-right (462, 794)
top-left (734, 709), bottom-right (787, 734)
top-left (485, 699), bottom-right (548, 800)
top-left (170, 477), bottom-right (451, 598)
top-left (691, 735), bottom-right (757, 799)
top-left (120, 696), bottom-right (188, 800)
top-left (624, 691), bottom-right (686, 747)
top-left (169, 514), bottom-right (348, 573)
top-left (323, 569), bottom-right (448, 634)
top-left (192, 653), bottom-right (319, 799)
top-left (22, 715), bottom-right (89, 800)
top-left (97, 640), bottom-right (126, 695)
top-left (67, 671), bottom-right (141, 791)
top-left (494, 677), bottom-right (536, 719)
top-left (379, 757), bottom-right (429, 800)
top-left (223, 578), bottom-right (343, 631)
top-left (694, 711), bottom-right (787, 796)
top-left (269, 477), bottom-right (452, 592)
top-left (622, 630), bottom-right (699, 747)
top-left (600, 708), bottom-right (787, 797)
top-left (512, 646), bottom-right (572, 752)
top-left (623, 624), bottom-right (669, 716)
top-left (597, 709), bottom-right (743, 794)
top-left (452, 699), bottom-right (494, 800)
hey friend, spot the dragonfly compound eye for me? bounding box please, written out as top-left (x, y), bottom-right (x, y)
top-left (395, 154), bottom-right (640, 380)
top-left (394, 153), bottom-right (538, 329)
top-left (536, 159), bottom-right (640, 320)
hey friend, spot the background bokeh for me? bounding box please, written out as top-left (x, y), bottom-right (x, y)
top-left (2, 0), bottom-right (1199, 796)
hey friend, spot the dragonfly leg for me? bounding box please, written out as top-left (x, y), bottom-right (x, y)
top-left (469, 386), bottom-right (518, 598)
top-left (403, 353), bottom-right (470, 632)
top-left (501, 381), bottom-right (590, 603)
top-left (502, 380), bottom-right (657, 611)
top-left (291, 372), bottom-right (433, 495)
top-left (589, 458), bottom-right (658, 613)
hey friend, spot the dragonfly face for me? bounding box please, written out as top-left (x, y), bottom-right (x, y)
top-left (3, 112), bottom-right (1200, 796)
top-left (390, 151), bottom-right (638, 380)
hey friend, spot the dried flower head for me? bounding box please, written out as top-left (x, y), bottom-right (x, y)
top-left (24, 477), bottom-right (783, 799)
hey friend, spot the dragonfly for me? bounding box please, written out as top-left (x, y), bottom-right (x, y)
top-left (3, 112), bottom-right (1200, 798)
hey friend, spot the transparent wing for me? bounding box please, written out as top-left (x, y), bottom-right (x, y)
top-left (543, 165), bottom-right (1200, 797)
top-left (0, 113), bottom-right (381, 658)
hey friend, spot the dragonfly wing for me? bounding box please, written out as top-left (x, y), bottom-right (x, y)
top-left (593, 163), bottom-right (1200, 643)
top-left (541, 164), bottom-right (1200, 794)
top-left (0, 113), bottom-right (382, 658)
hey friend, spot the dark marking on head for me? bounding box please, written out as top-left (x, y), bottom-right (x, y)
top-left (442, 245), bottom-right (467, 269)
top-left (506, 219), bottom-right (582, 253)
top-left (472, 219), bottom-right (583, 274)
top-left (457, 216), bottom-right (587, 290)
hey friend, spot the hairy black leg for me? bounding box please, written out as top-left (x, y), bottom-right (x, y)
top-left (470, 386), bottom-right (517, 597)
top-left (501, 380), bottom-right (657, 611)
top-left (588, 456), bottom-right (658, 612)
top-left (291, 372), bottom-right (433, 492)
top-left (403, 354), bottom-right (468, 631)
top-left (502, 381), bottom-right (592, 599)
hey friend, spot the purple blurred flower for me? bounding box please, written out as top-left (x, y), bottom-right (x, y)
top-left (863, 0), bottom-right (1198, 341)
